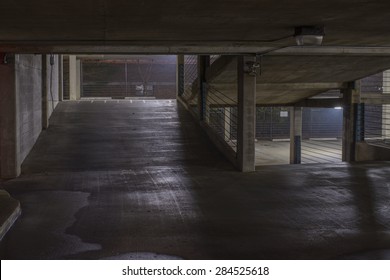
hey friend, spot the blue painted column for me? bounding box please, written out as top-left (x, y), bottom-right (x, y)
top-left (290, 106), bottom-right (302, 164)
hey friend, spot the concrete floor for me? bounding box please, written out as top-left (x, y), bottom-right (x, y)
top-left (256, 140), bottom-right (342, 166)
top-left (1, 100), bottom-right (390, 260)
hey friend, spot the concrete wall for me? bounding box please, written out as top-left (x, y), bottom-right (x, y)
top-left (1, 54), bottom-right (60, 178)
top-left (15, 55), bottom-right (43, 163)
top-left (43, 55), bottom-right (60, 125)
top-left (0, 60), bottom-right (17, 177)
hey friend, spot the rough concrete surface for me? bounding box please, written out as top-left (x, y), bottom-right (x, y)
top-left (209, 56), bottom-right (390, 105)
top-left (3, 1), bottom-right (390, 46)
top-left (1, 100), bottom-right (390, 259)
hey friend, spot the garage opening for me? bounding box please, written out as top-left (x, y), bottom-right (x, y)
top-left (63, 55), bottom-right (177, 100)
top-left (301, 107), bottom-right (343, 164)
top-left (255, 106), bottom-right (343, 166)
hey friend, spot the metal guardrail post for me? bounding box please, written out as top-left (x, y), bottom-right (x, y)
top-left (198, 55), bottom-right (210, 121)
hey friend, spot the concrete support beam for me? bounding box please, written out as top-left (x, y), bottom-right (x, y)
top-left (257, 82), bottom-right (346, 91)
top-left (290, 107), bottom-right (302, 164)
top-left (361, 94), bottom-right (390, 104)
top-left (176, 55), bottom-right (184, 98)
top-left (5, 45), bottom-right (390, 56)
top-left (0, 57), bottom-right (21, 178)
top-left (224, 107), bottom-right (232, 141)
top-left (294, 98), bottom-right (343, 108)
top-left (69, 55), bottom-right (81, 100)
top-left (237, 56), bottom-right (256, 172)
top-left (342, 81), bottom-right (361, 162)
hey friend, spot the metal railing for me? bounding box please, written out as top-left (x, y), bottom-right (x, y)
top-left (364, 104), bottom-right (390, 147)
top-left (206, 85), bottom-right (238, 151)
top-left (358, 70), bottom-right (390, 148)
top-left (361, 72), bottom-right (388, 94)
top-left (179, 55), bottom-right (238, 152)
top-left (182, 55), bottom-right (199, 116)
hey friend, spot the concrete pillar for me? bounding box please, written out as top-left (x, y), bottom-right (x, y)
top-left (224, 107), bottom-right (232, 141)
top-left (198, 55), bottom-right (210, 121)
top-left (0, 56), bottom-right (21, 178)
top-left (176, 55), bottom-right (184, 98)
top-left (290, 107), bottom-right (302, 164)
top-left (77, 59), bottom-right (81, 99)
top-left (237, 56), bottom-right (256, 172)
top-left (342, 81), bottom-right (361, 162)
top-left (69, 55), bottom-right (81, 100)
top-left (58, 55), bottom-right (64, 101)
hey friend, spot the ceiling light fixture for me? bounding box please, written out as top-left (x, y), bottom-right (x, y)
top-left (294, 26), bottom-right (325, 46)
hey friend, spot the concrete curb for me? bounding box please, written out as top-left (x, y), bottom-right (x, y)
top-left (0, 189), bottom-right (21, 241)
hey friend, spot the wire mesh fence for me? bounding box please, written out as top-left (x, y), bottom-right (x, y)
top-left (256, 107), bottom-right (290, 140)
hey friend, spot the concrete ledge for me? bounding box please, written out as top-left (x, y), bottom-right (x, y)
top-left (0, 189), bottom-right (21, 241)
top-left (356, 142), bottom-right (390, 161)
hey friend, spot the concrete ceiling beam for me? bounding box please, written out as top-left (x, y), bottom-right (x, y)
top-left (361, 94), bottom-right (390, 104)
top-left (293, 98), bottom-right (343, 108)
top-left (4, 43), bottom-right (390, 56)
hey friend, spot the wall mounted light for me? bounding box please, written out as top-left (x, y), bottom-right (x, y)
top-left (294, 26), bottom-right (325, 46)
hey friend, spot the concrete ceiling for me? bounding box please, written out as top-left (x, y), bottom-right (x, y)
top-left (206, 55), bottom-right (390, 105)
top-left (2, 0), bottom-right (390, 52)
top-left (211, 56), bottom-right (390, 83)
top-left (3, 0), bottom-right (390, 105)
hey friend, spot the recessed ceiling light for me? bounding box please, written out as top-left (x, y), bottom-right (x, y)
top-left (294, 26), bottom-right (325, 46)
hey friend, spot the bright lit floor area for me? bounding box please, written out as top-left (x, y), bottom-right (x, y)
top-left (256, 139), bottom-right (342, 166)
top-left (0, 100), bottom-right (390, 260)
